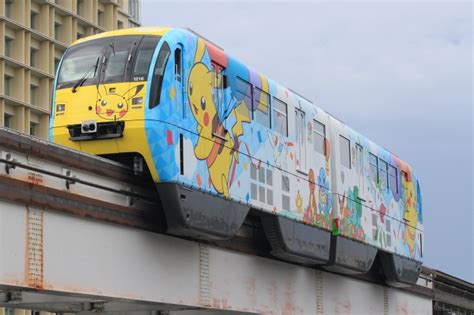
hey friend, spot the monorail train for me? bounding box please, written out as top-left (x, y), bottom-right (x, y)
top-left (49, 27), bottom-right (423, 286)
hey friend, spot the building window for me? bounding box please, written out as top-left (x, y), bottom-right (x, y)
top-left (4, 75), bottom-right (12, 96)
top-left (129, 21), bottom-right (139, 28)
top-left (117, 21), bottom-right (124, 29)
top-left (77, 0), bottom-right (83, 16)
top-left (5, 0), bottom-right (13, 18)
top-left (389, 165), bottom-right (398, 193)
top-left (4, 37), bottom-right (13, 57)
top-left (30, 84), bottom-right (38, 105)
top-left (54, 22), bottom-right (61, 41)
top-left (30, 48), bottom-right (39, 67)
top-left (313, 120), bottom-right (325, 155)
top-left (98, 10), bottom-right (104, 27)
top-left (128, 0), bottom-right (139, 21)
top-left (253, 87), bottom-right (270, 128)
top-left (4, 113), bottom-right (12, 128)
top-left (30, 121), bottom-right (38, 136)
top-left (339, 135), bottom-right (351, 169)
top-left (30, 11), bottom-right (39, 30)
top-left (54, 57), bottom-right (61, 73)
top-left (379, 159), bottom-right (388, 189)
top-left (273, 97), bottom-right (287, 136)
top-left (369, 153), bottom-right (378, 183)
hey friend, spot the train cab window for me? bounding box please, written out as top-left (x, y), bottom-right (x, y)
top-left (149, 42), bottom-right (171, 109)
top-left (313, 120), bottom-right (325, 155)
top-left (389, 165), bottom-right (398, 193)
top-left (379, 159), bottom-right (388, 189)
top-left (273, 97), bottom-right (288, 136)
top-left (369, 153), bottom-right (378, 183)
top-left (132, 36), bottom-right (161, 82)
top-left (253, 87), bottom-right (270, 128)
top-left (103, 37), bottom-right (140, 84)
top-left (57, 38), bottom-right (108, 89)
top-left (339, 135), bottom-right (351, 169)
top-left (236, 76), bottom-right (252, 111)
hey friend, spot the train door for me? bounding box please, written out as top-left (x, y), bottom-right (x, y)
top-left (355, 143), bottom-right (366, 202)
top-left (295, 108), bottom-right (306, 172)
top-left (174, 45), bottom-right (185, 119)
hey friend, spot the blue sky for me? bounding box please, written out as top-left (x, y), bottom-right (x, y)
top-left (141, 1), bottom-right (473, 282)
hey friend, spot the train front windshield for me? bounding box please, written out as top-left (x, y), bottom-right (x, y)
top-left (56, 35), bottom-right (161, 90)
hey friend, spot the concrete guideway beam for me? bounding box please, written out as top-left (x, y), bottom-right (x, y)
top-left (0, 126), bottom-right (435, 313)
top-left (0, 202), bottom-right (432, 314)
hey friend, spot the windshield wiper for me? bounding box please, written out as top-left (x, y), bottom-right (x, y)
top-left (71, 57), bottom-right (100, 93)
top-left (110, 42), bottom-right (116, 56)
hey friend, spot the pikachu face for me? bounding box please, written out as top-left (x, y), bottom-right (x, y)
top-left (95, 84), bottom-right (143, 120)
top-left (187, 62), bottom-right (217, 131)
top-left (96, 92), bottom-right (129, 120)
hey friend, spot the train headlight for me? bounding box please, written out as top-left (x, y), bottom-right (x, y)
top-left (132, 97), bottom-right (143, 105)
top-left (81, 120), bottom-right (97, 134)
top-left (56, 104), bottom-right (65, 112)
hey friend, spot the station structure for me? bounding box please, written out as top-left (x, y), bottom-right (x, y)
top-left (0, 127), bottom-right (472, 314)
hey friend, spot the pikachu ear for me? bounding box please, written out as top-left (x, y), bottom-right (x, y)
top-left (194, 38), bottom-right (206, 63)
top-left (123, 84), bottom-right (144, 100)
top-left (97, 84), bottom-right (107, 98)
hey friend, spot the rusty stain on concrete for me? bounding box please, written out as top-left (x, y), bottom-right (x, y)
top-left (25, 206), bottom-right (44, 289)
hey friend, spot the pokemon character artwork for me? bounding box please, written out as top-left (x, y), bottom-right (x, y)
top-left (50, 27), bottom-right (423, 286)
top-left (187, 39), bottom-right (251, 198)
top-left (402, 172), bottom-right (419, 255)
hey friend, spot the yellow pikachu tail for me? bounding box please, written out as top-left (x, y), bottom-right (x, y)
top-left (231, 100), bottom-right (251, 139)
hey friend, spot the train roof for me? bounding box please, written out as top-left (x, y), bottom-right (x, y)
top-left (72, 26), bottom-right (171, 46)
top-left (70, 27), bottom-right (416, 175)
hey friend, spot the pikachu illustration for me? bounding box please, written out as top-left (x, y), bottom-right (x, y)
top-left (187, 39), bottom-right (251, 198)
top-left (402, 172), bottom-right (418, 255)
top-left (95, 84), bottom-right (144, 120)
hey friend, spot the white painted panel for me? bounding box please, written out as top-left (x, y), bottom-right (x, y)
top-left (43, 211), bottom-right (201, 306)
top-left (0, 202), bottom-right (433, 314)
top-left (322, 272), bottom-right (385, 314)
top-left (0, 201), bottom-right (27, 287)
top-left (208, 247), bottom-right (317, 314)
top-left (388, 288), bottom-right (431, 315)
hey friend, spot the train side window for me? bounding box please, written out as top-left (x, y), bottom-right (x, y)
top-left (149, 42), bottom-right (171, 109)
top-left (253, 86), bottom-right (270, 128)
top-left (339, 135), bottom-right (351, 169)
top-left (389, 165), bottom-right (398, 193)
top-left (419, 234), bottom-right (423, 257)
top-left (313, 120), bottom-right (325, 155)
top-left (174, 48), bottom-right (181, 82)
top-left (379, 159), bottom-right (388, 189)
top-left (236, 76), bottom-right (252, 111)
top-left (273, 97), bottom-right (288, 136)
top-left (369, 153), bottom-right (378, 183)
